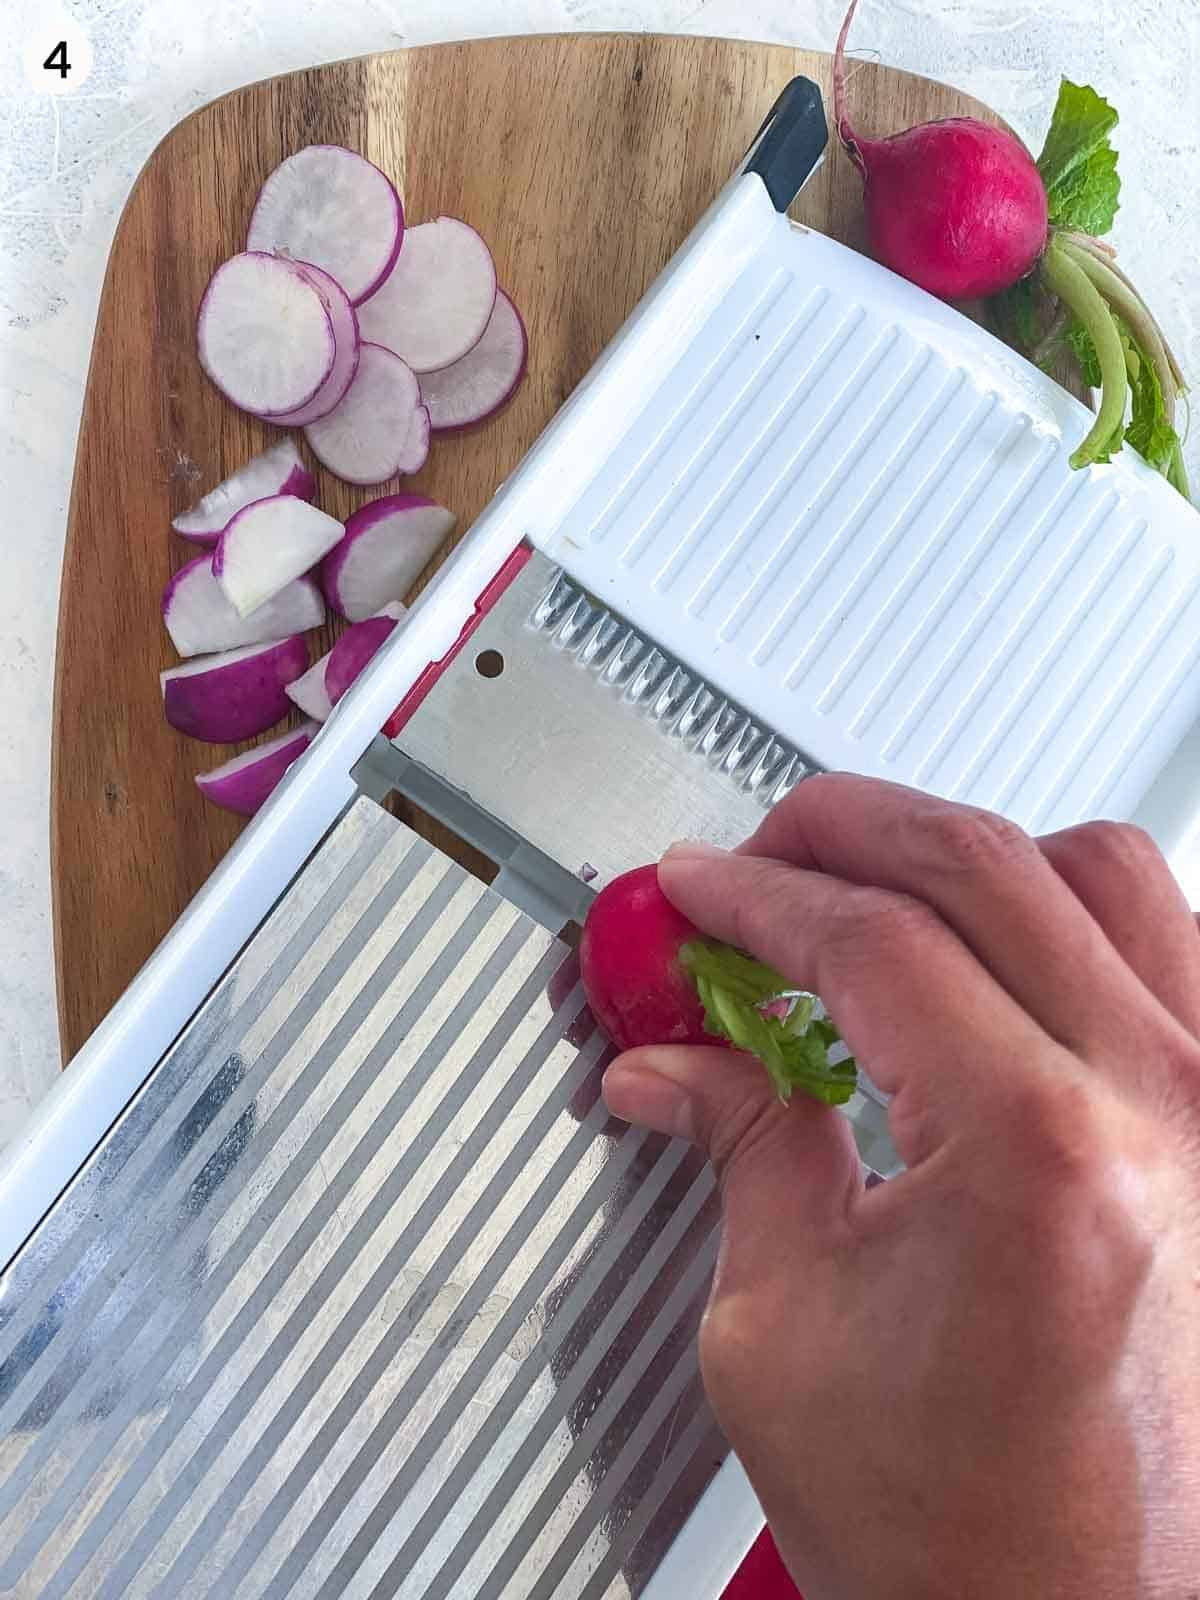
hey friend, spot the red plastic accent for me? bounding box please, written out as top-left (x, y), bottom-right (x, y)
top-left (383, 544), bottom-right (533, 739)
top-left (721, 1527), bottom-right (803, 1599)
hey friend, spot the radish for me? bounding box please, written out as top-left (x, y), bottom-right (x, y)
top-left (197, 253), bottom-right (336, 416)
top-left (397, 403), bottom-right (431, 475)
top-left (285, 650), bottom-right (335, 722)
top-left (163, 555), bottom-right (324, 658)
top-left (419, 290), bottom-right (528, 431)
top-left (246, 145), bottom-right (403, 306)
top-left (213, 494), bottom-right (344, 617)
top-left (579, 864), bottom-right (857, 1106)
top-left (171, 441), bottom-right (315, 544)
top-left (161, 635), bottom-right (308, 743)
top-left (195, 722), bottom-right (318, 817)
top-left (320, 494), bottom-right (455, 621)
top-left (323, 601), bottom-right (407, 707)
top-left (303, 343), bottom-right (425, 486)
top-left (356, 217), bottom-right (497, 373)
top-left (262, 263), bottom-right (360, 426)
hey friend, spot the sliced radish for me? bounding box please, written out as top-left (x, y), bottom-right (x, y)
top-left (171, 441), bottom-right (315, 544)
top-left (163, 555), bottom-right (324, 658)
top-left (303, 343), bottom-right (423, 486)
top-left (397, 403), bottom-right (431, 474)
top-left (197, 253), bottom-right (335, 416)
top-left (356, 217), bottom-right (497, 373)
top-left (325, 612), bottom-right (400, 706)
top-left (161, 635), bottom-right (308, 743)
top-left (214, 494), bottom-right (344, 618)
top-left (285, 650), bottom-right (335, 722)
top-left (419, 291), bottom-right (527, 431)
top-left (196, 722), bottom-right (317, 817)
top-left (320, 494), bottom-right (455, 621)
top-left (263, 263), bottom-right (360, 426)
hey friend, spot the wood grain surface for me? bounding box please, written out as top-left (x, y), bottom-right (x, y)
top-left (53, 33), bottom-right (1004, 1060)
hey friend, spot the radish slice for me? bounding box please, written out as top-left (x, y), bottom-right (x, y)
top-left (303, 343), bottom-right (423, 486)
top-left (214, 494), bottom-right (344, 617)
top-left (419, 290), bottom-right (528, 431)
top-left (285, 650), bottom-right (335, 722)
top-left (320, 494), bottom-right (455, 621)
top-left (196, 722), bottom-right (317, 817)
top-left (163, 555), bottom-right (324, 658)
top-left (246, 145), bottom-right (403, 306)
top-left (263, 263), bottom-right (360, 426)
top-left (171, 441), bottom-right (315, 544)
top-left (356, 217), bottom-right (497, 373)
top-left (325, 613), bottom-right (399, 706)
top-left (161, 635), bottom-right (308, 743)
top-left (197, 253), bottom-right (335, 415)
top-left (397, 403), bottom-right (431, 474)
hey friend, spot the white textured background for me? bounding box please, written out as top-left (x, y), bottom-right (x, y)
top-left (1, 0), bottom-right (1198, 1153)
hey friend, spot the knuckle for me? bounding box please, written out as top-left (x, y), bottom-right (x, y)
top-left (1055, 819), bottom-right (1165, 881)
top-left (818, 887), bottom-right (940, 981)
top-left (908, 804), bottom-right (1034, 879)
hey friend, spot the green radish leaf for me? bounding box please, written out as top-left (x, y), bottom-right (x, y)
top-left (1065, 319), bottom-right (1104, 388)
top-left (991, 275), bottom-right (1044, 353)
top-left (1123, 323), bottom-right (1181, 475)
top-left (1036, 80), bottom-right (1121, 235)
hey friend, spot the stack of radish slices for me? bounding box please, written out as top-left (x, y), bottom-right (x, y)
top-left (167, 144), bottom-right (526, 817)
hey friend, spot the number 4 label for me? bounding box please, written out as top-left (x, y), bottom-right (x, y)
top-left (44, 41), bottom-right (71, 79)
top-left (22, 20), bottom-right (93, 94)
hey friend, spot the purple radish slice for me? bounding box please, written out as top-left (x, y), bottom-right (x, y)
top-left (356, 217), bottom-right (497, 373)
top-left (214, 494), bottom-right (344, 617)
top-left (171, 441), bottom-right (315, 544)
top-left (325, 611), bottom-right (399, 705)
top-left (163, 555), bottom-right (324, 658)
top-left (263, 263), bottom-right (360, 426)
top-left (419, 290), bottom-right (527, 431)
top-left (303, 343), bottom-right (422, 486)
top-left (397, 403), bottom-right (431, 474)
top-left (161, 635), bottom-right (308, 743)
top-left (320, 494), bottom-right (455, 621)
top-left (197, 253), bottom-right (335, 416)
top-left (195, 722), bottom-right (318, 817)
top-left (246, 145), bottom-right (403, 306)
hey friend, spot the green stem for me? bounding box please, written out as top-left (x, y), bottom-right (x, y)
top-left (1062, 232), bottom-right (1187, 395)
top-left (1041, 238), bottom-right (1128, 470)
top-left (1168, 439), bottom-right (1192, 501)
top-left (1056, 235), bottom-right (1178, 426)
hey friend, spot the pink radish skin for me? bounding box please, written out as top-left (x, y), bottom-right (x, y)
top-left (325, 613), bottom-right (399, 706)
top-left (197, 253), bottom-right (336, 415)
top-left (320, 494), bottom-right (455, 621)
top-left (247, 145), bottom-right (403, 306)
top-left (163, 555), bottom-right (324, 658)
top-left (262, 263), bottom-right (360, 426)
top-left (214, 494), bottom-right (344, 617)
top-left (171, 441), bottom-right (315, 544)
top-left (161, 635), bottom-right (308, 743)
top-left (195, 722), bottom-right (318, 817)
top-left (834, 0), bottom-right (1047, 301)
top-left (303, 343), bottom-right (424, 486)
top-left (356, 217), bottom-right (497, 373)
top-left (419, 290), bottom-right (528, 432)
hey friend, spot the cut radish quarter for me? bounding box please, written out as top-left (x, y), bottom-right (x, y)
top-left (161, 635), bottom-right (308, 743)
top-left (285, 650), bottom-right (334, 722)
top-left (163, 555), bottom-right (324, 658)
top-left (420, 291), bottom-right (527, 431)
top-left (324, 602), bottom-right (407, 706)
top-left (303, 343), bottom-right (424, 486)
top-left (320, 495), bottom-right (455, 621)
top-left (196, 722), bottom-right (318, 817)
top-left (171, 440), bottom-right (315, 543)
top-left (214, 494), bottom-right (344, 617)
top-left (197, 253), bottom-right (335, 416)
top-left (263, 263), bottom-right (360, 426)
top-left (247, 145), bottom-right (403, 306)
top-left (356, 217), bottom-right (496, 373)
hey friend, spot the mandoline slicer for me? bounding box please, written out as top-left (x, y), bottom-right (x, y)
top-left (4, 77), bottom-right (1200, 1600)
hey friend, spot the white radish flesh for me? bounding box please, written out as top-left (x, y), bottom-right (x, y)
top-left (397, 403), bottom-right (431, 474)
top-left (356, 217), bottom-right (496, 373)
top-left (171, 441), bottom-right (315, 543)
top-left (285, 651), bottom-right (334, 722)
top-left (163, 555), bottom-right (324, 658)
top-left (419, 291), bottom-right (527, 431)
top-left (195, 722), bottom-right (317, 817)
top-left (161, 635), bottom-right (308, 743)
top-left (303, 343), bottom-right (423, 486)
top-left (263, 263), bottom-right (360, 426)
top-left (214, 494), bottom-right (344, 618)
top-left (320, 495), bottom-right (455, 621)
top-left (197, 253), bottom-right (335, 415)
top-left (247, 146), bottom-right (404, 307)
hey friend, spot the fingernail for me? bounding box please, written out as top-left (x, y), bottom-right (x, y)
top-left (603, 1058), bottom-right (697, 1141)
top-left (662, 839), bottom-right (726, 863)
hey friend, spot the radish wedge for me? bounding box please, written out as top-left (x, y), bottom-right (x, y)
top-left (263, 263), bottom-right (360, 426)
top-left (214, 494), bottom-right (344, 617)
top-left (196, 722), bottom-right (317, 817)
top-left (171, 441), bottom-right (315, 544)
top-left (197, 253), bottom-right (335, 415)
top-left (325, 613), bottom-right (399, 706)
top-left (285, 650), bottom-right (334, 722)
top-left (303, 343), bottom-right (423, 486)
top-left (356, 217), bottom-right (497, 373)
top-left (163, 555), bottom-right (324, 658)
top-left (419, 290), bottom-right (528, 431)
top-left (321, 495), bottom-right (455, 621)
top-left (247, 146), bottom-right (403, 307)
top-left (161, 635), bottom-right (308, 743)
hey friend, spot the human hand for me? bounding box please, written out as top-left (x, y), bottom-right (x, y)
top-left (602, 775), bottom-right (1200, 1599)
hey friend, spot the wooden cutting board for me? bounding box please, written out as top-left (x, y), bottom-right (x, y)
top-left (52, 33), bottom-right (1003, 1061)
